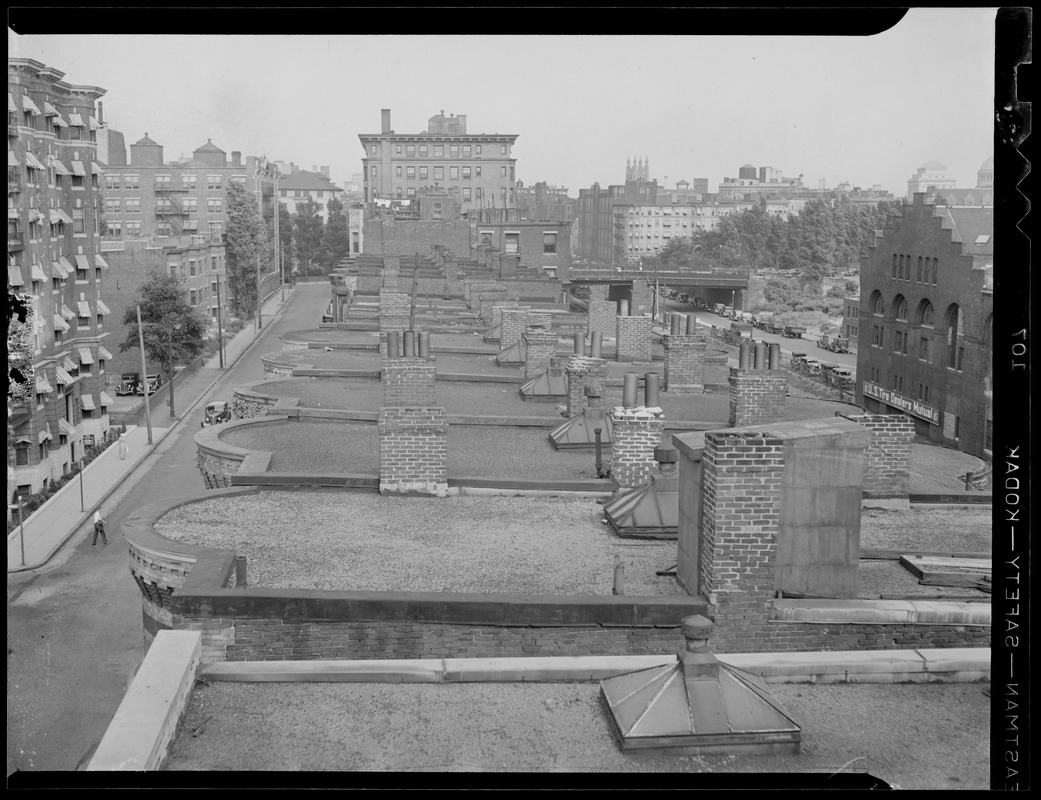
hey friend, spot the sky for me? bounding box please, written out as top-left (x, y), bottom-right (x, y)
top-left (9, 8), bottom-right (997, 197)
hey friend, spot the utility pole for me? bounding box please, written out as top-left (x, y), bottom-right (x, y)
top-left (136, 305), bottom-right (153, 445)
top-left (273, 169), bottom-right (283, 302)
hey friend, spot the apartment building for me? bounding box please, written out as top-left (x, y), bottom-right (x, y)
top-left (8, 58), bottom-right (113, 501)
top-left (274, 163), bottom-right (344, 222)
top-left (359, 109), bottom-right (518, 213)
top-left (856, 192), bottom-right (993, 458)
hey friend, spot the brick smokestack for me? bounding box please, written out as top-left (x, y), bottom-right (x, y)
top-left (381, 109), bottom-right (392, 134)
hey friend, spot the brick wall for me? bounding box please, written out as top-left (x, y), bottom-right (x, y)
top-left (728, 368), bottom-right (788, 426)
top-left (565, 355), bottom-right (608, 416)
top-left (527, 312), bottom-right (552, 330)
top-left (616, 315), bottom-right (653, 362)
top-left (377, 407), bottom-right (448, 496)
top-left (499, 306), bottom-right (532, 349)
top-left (489, 300), bottom-right (519, 329)
top-left (465, 281), bottom-right (507, 307)
top-left (663, 333), bottom-right (707, 393)
top-left (378, 290), bottom-right (411, 332)
top-left (362, 218), bottom-right (472, 259)
top-left (587, 300), bottom-right (616, 339)
top-left (381, 356), bottom-right (438, 407)
top-left (382, 255), bottom-right (400, 290)
top-left (610, 408), bottom-right (666, 489)
top-left (840, 413), bottom-right (915, 497)
top-left (523, 329), bottom-right (559, 379)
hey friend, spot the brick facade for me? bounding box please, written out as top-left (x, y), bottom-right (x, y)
top-left (378, 290), bottom-right (411, 332)
top-left (499, 306), bottom-right (532, 349)
top-left (587, 300), bottom-right (616, 339)
top-left (663, 333), bottom-right (707, 393)
top-left (479, 294), bottom-right (511, 326)
top-left (727, 368), bottom-right (788, 427)
top-left (565, 356), bottom-right (608, 417)
top-left (523, 329), bottom-right (558, 380)
top-left (377, 407), bottom-right (448, 496)
top-left (381, 357), bottom-right (438, 407)
top-left (840, 413), bottom-right (915, 498)
top-left (616, 315), bottom-right (653, 362)
top-left (610, 408), bottom-right (666, 490)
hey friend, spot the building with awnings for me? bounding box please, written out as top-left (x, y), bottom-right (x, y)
top-left (8, 57), bottom-right (112, 509)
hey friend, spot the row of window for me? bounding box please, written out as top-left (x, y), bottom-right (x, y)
top-left (870, 322), bottom-right (965, 370)
top-left (379, 165), bottom-right (513, 181)
top-left (369, 143), bottom-right (508, 158)
top-left (19, 164), bottom-right (97, 191)
top-left (389, 186), bottom-right (513, 204)
top-left (891, 254), bottom-right (939, 285)
top-left (105, 175), bottom-right (225, 191)
top-left (10, 110), bottom-right (97, 143)
top-left (104, 221), bottom-right (223, 239)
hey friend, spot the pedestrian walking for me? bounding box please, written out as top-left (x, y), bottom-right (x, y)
top-left (118, 432), bottom-right (129, 460)
top-left (92, 509), bottom-right (108, 546)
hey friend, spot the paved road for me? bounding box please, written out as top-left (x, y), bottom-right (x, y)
top-left (661, 299), bottom-right (858, 370)
top-left (6, 283), bottom-right (327, 774)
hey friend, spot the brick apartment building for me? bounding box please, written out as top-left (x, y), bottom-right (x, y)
top-left (359, 109), bottom-right (518, 212)
top-left (855, 192), bottom-right (993, 459)
top-left (8, 58), bottom-right (114, 502)
top-left (574, 179), bottom-right (658, 264)
top-left (516, 180), bottom-right (575, 224)
top-left (273, 163), bottom-right (344, 223)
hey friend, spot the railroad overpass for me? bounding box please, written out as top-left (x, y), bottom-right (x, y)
top-left (566, 266), bottom-right (750, 312)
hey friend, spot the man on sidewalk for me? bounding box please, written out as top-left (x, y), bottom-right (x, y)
top-left (92, 509), bottom-right (108, 546)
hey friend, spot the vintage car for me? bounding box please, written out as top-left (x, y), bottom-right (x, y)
top-left (783, 324), bottom-right (807, 339)
top-left (116, 372), bottom-right (140, 396)
top-left (201, 401), bottom-right (232, 427)
top-left (137, 373), bottom-right (162, 396)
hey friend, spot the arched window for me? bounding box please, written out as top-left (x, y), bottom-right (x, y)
top-left (870, 290), bottom-right (885, 316)
top-left (905, 255), bottom-right (913, 280)
top-left (916, 256), bottom-right (923, 282)
top-left (893, 294), bottom-right (908, 321)
top-left (897, 255), bottom-right (904, 279)
top-left (916, 299), bottom-right (934, 326)
top-left (945, 304), bottom-right (962, 369)
top-left (892, 254), bottom-right (898, 278)
top-left (931, 258), bottom-right (939, 284)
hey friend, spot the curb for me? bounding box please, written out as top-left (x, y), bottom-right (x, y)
top-left (9, 290), bottom-right (295, 574)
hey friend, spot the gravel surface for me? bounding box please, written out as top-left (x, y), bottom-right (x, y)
top-left (163, 681), bottom-right (989, 788)
top-left (860, 506), bottom-right (991, 553)
top-left (156, 492), bottom-right (989, 599)
top-left (156, 493), bottom-right (678, 595)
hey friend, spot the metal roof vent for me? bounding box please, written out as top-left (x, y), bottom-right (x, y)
top-left (600, 615), bottom-right (801, 754)
top-left (520, 357), bottom-right (567, 401)
top-left (602, 444), bottom-right (679, 538)
top-left (549, 383), bottom-right (613, 450)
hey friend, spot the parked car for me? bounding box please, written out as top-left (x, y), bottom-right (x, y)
top-left (730, 322), bottom-right (754, 344)
top-left (676, 293), bottom-right (690, 304)
top-left (783, 325), bottom-right (807, 339)
top-left (201, 400), bottom-right (232, 427)
top-left (819, 333), bottom-right (850, 353)
top-left (116, 372), bottom-right (140, 396)
top-left (137, 373), bottom-right (162, 396)
top-left (766, 319), bottom-right (785, 335)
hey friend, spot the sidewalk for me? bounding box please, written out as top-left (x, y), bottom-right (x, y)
top-left (7, 287), bottom-right (295, 573)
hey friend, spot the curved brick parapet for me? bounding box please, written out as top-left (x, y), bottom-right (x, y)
top-left (231, 384), bottom-right (280, 420)
top-left (260, 352), bottom-right (298, 378)
top-left (194, 419), bottom-right (277, 488)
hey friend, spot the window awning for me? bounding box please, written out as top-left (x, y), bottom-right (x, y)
top-left (27, 208), bottom-right (43, 222)
top-left (77, 301), bottom-right (92, 318)
top-left (8, 263), bottom-right (25, 286)
top-left (94, 253), bottom-right (109, 269)
top-left (78, 346), bottom-right (94, 365)
top-left (58, 418), bottom-right (75, 436)
top-left (52, 262), bottom-right (69, 280)
top-left (75, 254), bottom-right (91, 271)
top-left (68, 113), bottom-right (84, 127)
top-left (91, 161), bottom-right (102, 175)
top-left (7, 93), bottom-right (15, 113)
top-left (24, 151), bottom-right (45, 170)
top-left (80, 394), bottom-right (96, 411)
top-left (99, 391), bottom-right (114, 406)
top-left (88, 115), bottom-right (100, 131)
top-left (50, 209), bottom-right (74, 225)
top-left (98, 345), bottom-right (114, 360)
top-left (59, 255), bottom-right (75, 272)
top-left (182, 219), bottom-right (199, 230)
top-left (21, 94), bottom-right (40, 115)
top-left (35, 373), bottom-right (53, 394)
top-left (8, 205), bottom-right (19, 219)
top-left (38, 424), bottom-right (53, 443)
top-left (43, 101), bottom-right (58, 116)
top-left (51, 114), bottom-right (68, 128)
top-left (61, 356), bottom-right (76, 372)
top-left (96, 299), bottom-right (112, 315)
top-left (8, 149), bottom-right (17, 167)
top-left (70, 160), bottom-right (86, 176)
top-left (53, 314), bottom-right (70, 332)
top-left (50, 158), bottom-right (71, 175)
top-left (60, 302), bottom-right (76, 320)
top-left (30, 263), bottom-right (47, 282)
top-left (55, 365), bottom-right (74, 385)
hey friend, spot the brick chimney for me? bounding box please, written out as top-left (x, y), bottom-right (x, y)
top-left (381, 108), bottom-right (391, 134)
top-left (231, 151), bottom-right (241, 167)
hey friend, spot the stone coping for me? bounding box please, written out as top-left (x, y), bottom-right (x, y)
top-left (770, 599), bottom-right (990, 626)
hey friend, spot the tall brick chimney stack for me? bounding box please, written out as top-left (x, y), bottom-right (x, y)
top-left (381, 109), bottom-right (392, 134)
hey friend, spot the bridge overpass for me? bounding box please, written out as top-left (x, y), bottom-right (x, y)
top-left (566, 266), bottom-right (750, 309)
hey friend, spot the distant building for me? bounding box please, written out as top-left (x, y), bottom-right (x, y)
top-left (516, 181), bottom-right (575, 224)
top-left (928, 156), bottom-right (994, 208)
top-left (8, 58), bottom-right (113, 503)
top-left (614, 200), bottom-right (725, 263)
top-left (625, 155), bottom-right (650, 182)
top-left (358, 109), bottom-right (518, 213)
top-left (575, 179), bottom-right (658, 264)
top-left (717, 165), bottom-right (807, 202)
top-left (274, 163), bottom-right (344, 222)
top-left (905, 160), bottom-right (957, 200)
top-left (856, 193), bottom-right (993, 458)
top-left (842, 296), bottom-right (860, 344)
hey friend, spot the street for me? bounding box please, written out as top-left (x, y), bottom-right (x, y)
top-left (6, 283), bottom-right (327, 774)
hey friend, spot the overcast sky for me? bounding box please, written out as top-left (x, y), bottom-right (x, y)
top-left (10, 8), bottom-right (996, 196)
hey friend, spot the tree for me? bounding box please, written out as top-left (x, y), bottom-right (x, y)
top-left (658, 236), bottom-right (696, 267)
top-left (293, 199), bottom-right (326, 275)
top-left (322, 196), bottom-right (351, 271)
top-left (278, 202), bottom-right (294, 277)
top-left (119, 270), bottom-right (208, 384)
top-left (225, 180), bottom-right (269, 320)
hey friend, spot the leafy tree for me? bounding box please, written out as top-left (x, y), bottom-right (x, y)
top-left (293, 199), bottom-right (327, 275)
top-left (322, 196), bottom-right (351, 270)
top-left (658, 236), bottom-right (696, 266)
top-left (118, 270), bottom-right (207, 382)
top-left (225, 180), bottom-right (269, 320)
top-left (278, 202), bottom-right (294, 276)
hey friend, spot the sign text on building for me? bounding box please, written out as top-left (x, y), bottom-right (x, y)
top-left (861, 381), bottom-right (939, 424)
